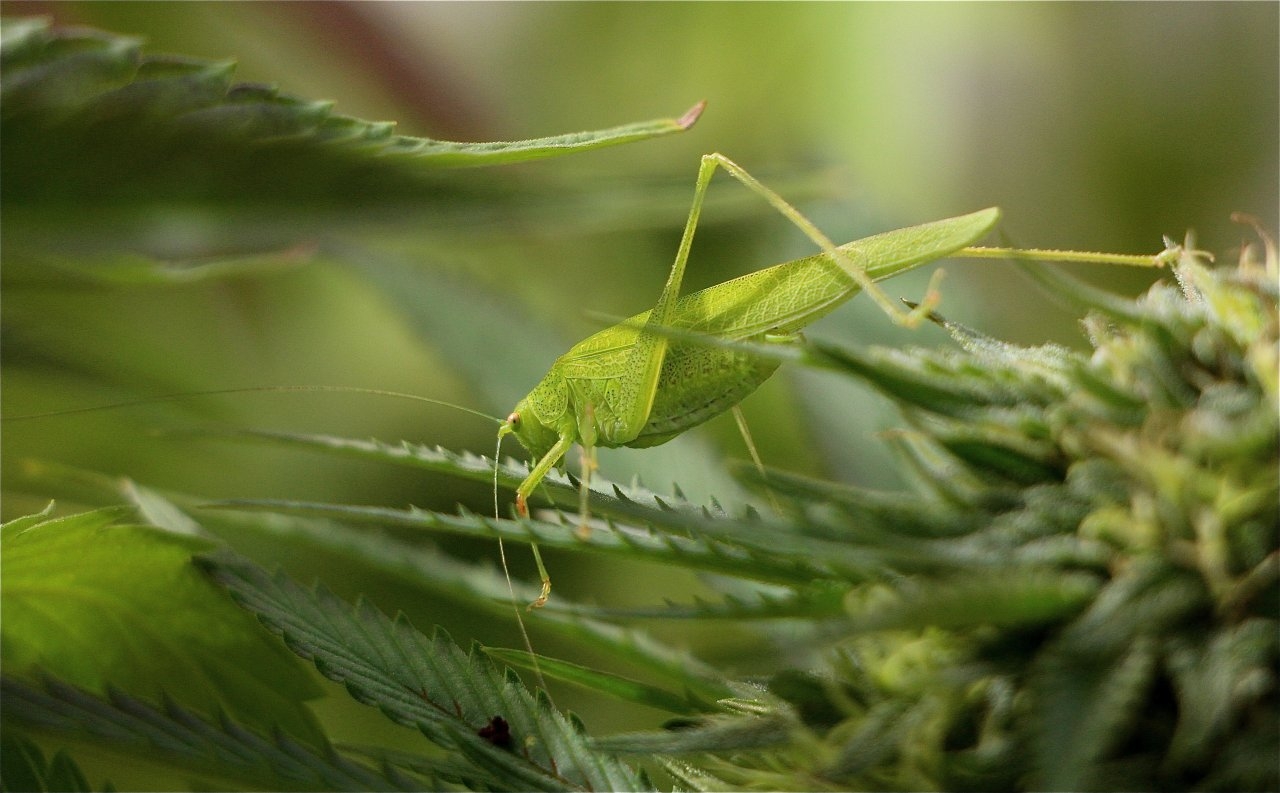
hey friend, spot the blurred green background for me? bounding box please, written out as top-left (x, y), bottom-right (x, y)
top-left (2, 1), bottom-right (1277, 776)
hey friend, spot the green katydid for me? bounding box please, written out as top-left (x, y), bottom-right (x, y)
top-left (492, 153), bottom-right (1169, 608)
top-left (4, 152), bottom-right (1170, 619)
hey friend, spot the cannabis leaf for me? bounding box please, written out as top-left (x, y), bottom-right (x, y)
top-left (1, 674), bottom-right (427, 791)
top-left (197, 550), bottom-right (650, 791)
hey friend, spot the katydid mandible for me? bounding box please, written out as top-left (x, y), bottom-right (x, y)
top-left (498, 153), bottom-right (1001, 606)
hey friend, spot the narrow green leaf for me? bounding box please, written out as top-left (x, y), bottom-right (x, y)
top-left (657, 758), bottom-right (735, 793)
top-left (484, 648), bottom-right (709, 716)
top-left (767, 670), bottom-right (849, 733)
top-left (207, 498), bottom-right (838, 586)
top-left (575, 585), bottom-right (848, 621)
top-left (369, 100), bottom-right (705, 168)
top-left (731, 462), bottom-right (983, 539)
top-left (197, 550), bottom-right (649, 791)
top-left (3, 246), bottom-right (314, 287)
top-left (200, 428), bottom-right (707, 524)
top-left (882, 431), bottom-right (1023, 511)
top-left (805, 340), bottom-right (1058, 419)
top-left (935, 431), bottom-right (1065, 486)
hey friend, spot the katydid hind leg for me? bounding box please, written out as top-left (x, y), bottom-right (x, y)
top-left (703, 153), bottom-right (940, 327)
top-left (598, 155), bottom-right (723, 449)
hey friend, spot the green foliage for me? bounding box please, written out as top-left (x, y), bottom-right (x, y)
top-left (1, 14), bottom-right (700, 309)
top-left (1, 503), bottom-right (326, 746)
top-left (3, 16), bottom-right (1276, 793)
top-left (195, 550), bottom-right (648, 791)
top-left (1, 16), bottom-right (696, 205)
top-left (1, 732), bottom-right (98, 793)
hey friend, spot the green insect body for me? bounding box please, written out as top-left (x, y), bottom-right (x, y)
top-left (507, 211), bottom-right (1001, 464)
top-left (500, 155), bottom-right (1002, 535)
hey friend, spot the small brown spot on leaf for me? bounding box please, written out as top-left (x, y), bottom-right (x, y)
top-left (478, 715), bottom-right (512, 748)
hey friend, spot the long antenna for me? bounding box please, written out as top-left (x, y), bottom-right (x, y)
top-left (2, 385), bottom-right (503, 424)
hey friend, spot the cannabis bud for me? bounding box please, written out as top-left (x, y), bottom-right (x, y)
top-left (759, 237), bottom-right (1277, 791)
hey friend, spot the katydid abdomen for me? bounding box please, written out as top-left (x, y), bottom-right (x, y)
top-left (629, 346), bottom-right (780, 448)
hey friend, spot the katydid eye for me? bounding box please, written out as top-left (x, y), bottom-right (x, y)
top-left (506, 412), bottom-right (520, 425)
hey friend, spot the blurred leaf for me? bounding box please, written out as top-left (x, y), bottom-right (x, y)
top-left (1, 675), bottom-right (425, 792)
top-left (0, 16), bottom-right (701, 285)
top-left (0, 732), bottom-right (97, 793)
top-left (0, 506), bottom-right (325, 747)
top-left (1, 17), bottom-right (700, 205)
top-left (591, 714), bottom-right (793, 755)
top-left (1027, 636), bottom-right (1159, 791)
top-left (1164, 620), bottom-right (1279, 772)
top-left (1, 245), bottom-right (316, 288)
top-left (845, 569), bottom-right (1101, 633)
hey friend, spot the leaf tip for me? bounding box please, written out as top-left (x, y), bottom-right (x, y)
top-left (678, 100), bottom-right (707, 130)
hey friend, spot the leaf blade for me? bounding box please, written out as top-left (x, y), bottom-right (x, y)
top-left (0, 507), bottom-right (325, 747)
top-left (197, 549), bottom-right (650, 792)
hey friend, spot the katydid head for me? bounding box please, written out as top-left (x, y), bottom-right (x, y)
top-left (500, 365), bottom-right (573, 467)
top-left (498, 397), bottom-right (560, 465)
